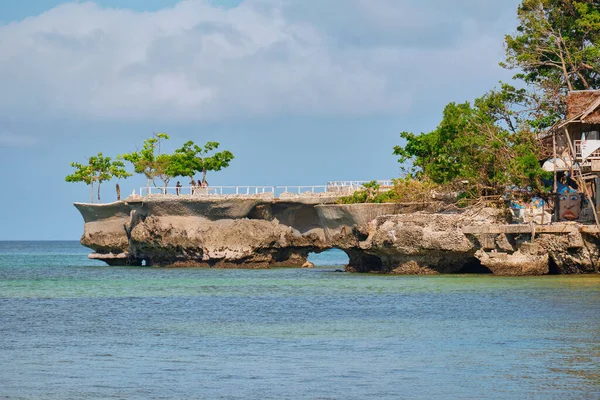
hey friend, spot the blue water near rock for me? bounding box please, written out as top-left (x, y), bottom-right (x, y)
top-left (0, 241), bottom-right (598, 399)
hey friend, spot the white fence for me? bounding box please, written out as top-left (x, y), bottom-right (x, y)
top-left (140, 186), bottom-right (276, 196)
top-left (135, 180), bottom-right (394, 199)
top-left (327, 180), bottom-right (394, 188)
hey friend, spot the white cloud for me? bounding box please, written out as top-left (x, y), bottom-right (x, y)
top-left (0, 0), bottom-right (519, 122)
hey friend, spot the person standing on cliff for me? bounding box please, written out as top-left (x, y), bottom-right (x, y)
top-left (190, 179), bottom-right (196, 195)
top-left (176, 181), bottom-right (182, 195)
top-left (116, 183), bottom-right (121, 201)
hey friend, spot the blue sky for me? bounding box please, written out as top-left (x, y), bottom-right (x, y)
top-left (0, 0), bottom-right (521, 240)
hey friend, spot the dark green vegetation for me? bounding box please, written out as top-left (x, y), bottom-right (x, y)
top-left (394, 87), bottom-right (552, 196)
top-left (337, 179), bottom-right (443, 205)
top-left (379, 0), bottom-right (600, 204)
top-left (65, 153), bottom-right (131, 203)
top-left (66, 133), bottom-right (234, 202)
top-left (503, 0), bottom-right (600, 117)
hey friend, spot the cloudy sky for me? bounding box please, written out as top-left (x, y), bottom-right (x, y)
top-left (0, 0), bottom-right (521, 240)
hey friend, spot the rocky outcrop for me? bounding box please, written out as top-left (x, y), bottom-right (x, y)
top-left (75, 197), bottom-right (600, 275)
top-left (464, 223), bottom-right (600, 275)
top-left (324, 206), bottom-right (507, 274)
top-left (75, 196), bottom-right (337, 268)
top-left (128, 216), bottom-right (324, 267)
top-left (76, 202), bottom-right (131, 255)
top-left (529, 231), bottom-right (599, 274)
top-left (475, 243), bottom-right (549, 276)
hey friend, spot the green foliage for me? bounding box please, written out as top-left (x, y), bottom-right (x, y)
top-left (65, 163), bottom-right (94, 185)
top-left (338, 181), bottom-right (393, 204)
top-left (337, 188), bottom-right (369, 205)
top-left (169, 140), bottom-right (234, 184)
top-left (120, 133), bottom-right (171, 187)
top-left (337, 178), bottom-right (445, 204)
top-left (67, 132), bottom-right (234, 201)
top-left (119, 134), bottom-right (234, 189)
top-left (502, 0), bottom-right (600, 117)
top-left (110, 160), bottom-right (131, 180)
top-left (65, 152), bottom-right (132, 203)
top-left (167, 142), bottom-right (202, 180)
top-left (394, 86), bottom-right (552, 196)
top-left (390, 1), bottom-right (600, 201)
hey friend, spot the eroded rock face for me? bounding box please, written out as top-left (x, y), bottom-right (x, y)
top-left (75, 198), bottom-right (599, 275)
top-left (76, 202), bottom-right (131, 255)
top-left (475, 243), bottom-right (549, 276)
top-left (75, 197), bottom-right (334, 268)
top-left (128, 215), bottom-right (326, 267)
top-left (333, 207), bottom-right (507, 274)
top-left (535, 232), bottom-right (599, 274)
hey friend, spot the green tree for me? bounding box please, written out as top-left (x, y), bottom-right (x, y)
top-left (120, 133), bottom-right (171, 191)
top-left (394, 87), bottom-right (551, 195)
top-left (65, 162), bottom-right (95, 203)
top-left (502, 0), bottom-right (600, 117)
top-left (392, 0), bottom-right (596, 201)
top-left (66, 153), bottom-right (131, 203)
top-left (90, 153), bottom-right (112, 203)
top-left (155, 153), bottom-right (175, 191)
top-left (110, 159), bottom-right (133, 199)
top-left (169, 141), bottom-right (234, 185)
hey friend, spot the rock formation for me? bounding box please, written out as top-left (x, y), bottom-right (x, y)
top-left (75, 196), bottom-right (600, 275)
top-left (76, 196), bottom-right (334, 268)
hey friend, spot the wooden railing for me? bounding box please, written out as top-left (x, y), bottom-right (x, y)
top-left (574, 140), bottom-right (600, 160)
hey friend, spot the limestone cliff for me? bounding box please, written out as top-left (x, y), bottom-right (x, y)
top-left (75, 197), bottom-right (600, 275)
top-left (75, 196), bottom-right (334, 268)
top-left (317, 205), bottom-right (507, 274)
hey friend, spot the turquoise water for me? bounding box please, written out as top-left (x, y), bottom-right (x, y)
top-left (0, 242), bottom-right (598, 399)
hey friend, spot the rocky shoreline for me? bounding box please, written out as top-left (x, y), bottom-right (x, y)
top-left (75, 197), bottom-right (600, 275)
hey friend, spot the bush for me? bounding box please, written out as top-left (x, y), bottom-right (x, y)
top-left (337, 178), bottom-right (447, 205)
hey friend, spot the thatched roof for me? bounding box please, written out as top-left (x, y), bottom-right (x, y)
top-left (566, 90), bottom-right (600, 124)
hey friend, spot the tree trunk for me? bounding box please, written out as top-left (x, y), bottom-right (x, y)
top-left (554, 36), bottom-right (574, 91)
top-left (98, 181), bottom-right (101, 203)
top-left (90, 182), bottom-right (94, 204)
top-left (202, 169), bottom-right (207, 185)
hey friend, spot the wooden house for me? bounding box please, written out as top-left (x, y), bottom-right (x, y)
top-left (534, 90), bottom-right (600, 223)
top-left (562, 90), bottom-right (600, 168)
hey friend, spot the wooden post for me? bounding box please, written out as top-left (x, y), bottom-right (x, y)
top-left (553, 129), bottom-right (557, 193)
top-left (596, 175), bottom-right (600, 215)
top-left (565, 127), bottom-right (600, 229)
top-left (553, 130), bottom-right (559, 222)
top-left (565, 127), bottom-right (577, 178)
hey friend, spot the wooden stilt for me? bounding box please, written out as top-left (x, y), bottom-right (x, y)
top-left (565, 127), bottom-right (600, 229)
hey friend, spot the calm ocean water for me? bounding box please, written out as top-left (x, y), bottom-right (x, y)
top-left (0, 241), bottom-right (598, 400)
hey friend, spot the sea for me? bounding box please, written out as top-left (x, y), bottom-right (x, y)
top-left (0, 241), bottom-right (598, 400)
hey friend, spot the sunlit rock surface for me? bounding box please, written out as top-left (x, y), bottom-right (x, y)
top-left (75, 197), bottom-right (599, 275)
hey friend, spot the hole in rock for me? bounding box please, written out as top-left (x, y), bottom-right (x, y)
top-left (307, 248), bottom-right (350, 267)
top-left (548, 257), bottom-right (560, 275)
top-left (361, 254), bottom-right (383, 272)
top-left (457, 258), bottom-right (492, 274)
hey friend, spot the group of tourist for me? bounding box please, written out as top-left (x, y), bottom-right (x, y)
top-left (175, 179), bottom-right (208, 195)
